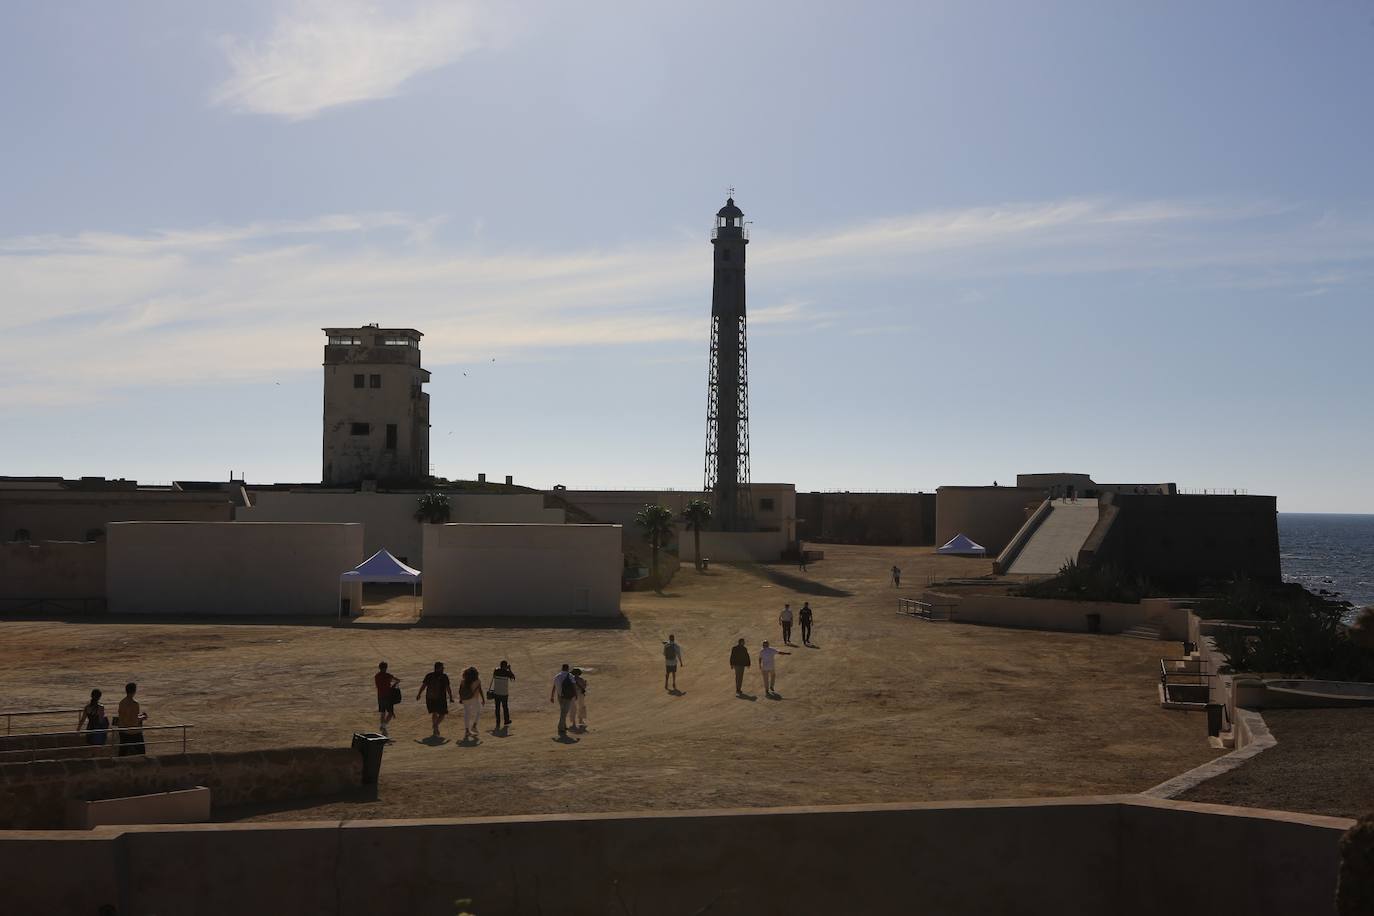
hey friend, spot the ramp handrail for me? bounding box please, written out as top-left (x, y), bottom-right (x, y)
top-left (0, 724), bottom-right (195, 762)
top-left (2, 708), bottom-right (85, 735)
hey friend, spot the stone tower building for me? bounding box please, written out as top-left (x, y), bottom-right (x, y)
top-left (322, 325), bottom-right (430, 486)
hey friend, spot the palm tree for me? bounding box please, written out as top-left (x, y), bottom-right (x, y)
top-left (414, 492), bottom-right (452, 524)
top-left (635, 503), bottom-right (676, 589)
top-left (680, 499), bottom-right (713, 571)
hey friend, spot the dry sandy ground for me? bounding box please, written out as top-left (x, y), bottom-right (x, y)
top-left (0, 546), bottom-right (1222, 821)
top-left (1180, 707), bottom-right (1374, 819)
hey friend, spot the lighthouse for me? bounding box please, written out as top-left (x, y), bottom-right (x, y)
top-left (702, 196), bottom-right (754, 531)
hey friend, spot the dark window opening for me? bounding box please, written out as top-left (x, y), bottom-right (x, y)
top-left (385, 424), bottom-right (398, 450)
top-left (760, 497), bottom-right (775, 510)
top-left (85, 528), bottom-right (104, 542)
top-left (370, 374), bottom-right (382, 389)
top-left (353, 374), bottom-right (365, 388)
top-left (351, 422), bottom-right (370, 436)
top-left (12, 528), bottom-right (31, 542)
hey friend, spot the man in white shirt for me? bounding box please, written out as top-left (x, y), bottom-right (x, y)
top-left (663, 634), bottom-right (684, 692)
top-left (779, 604), bottom-right (794, 645)
top-left (757, 640), bottom-right (791, 697)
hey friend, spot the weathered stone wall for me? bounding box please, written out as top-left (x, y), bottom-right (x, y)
top-left (796, 492), bottom-right (936, 545)
top-left (0, 747), bottom-right (361, 828)
top-left (0, 540), bottom-right (105, 601)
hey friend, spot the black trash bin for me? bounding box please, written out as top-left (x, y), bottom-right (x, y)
top-left (1085, 613), bottom-right (1102, 634)
top-left (352, 732), bottom-right (387, 785)
top-left (1205, 703), bottom-right (1225, 738)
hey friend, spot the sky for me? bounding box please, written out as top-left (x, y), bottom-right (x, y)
top-left (2, 1), bottom-right (1373, 513)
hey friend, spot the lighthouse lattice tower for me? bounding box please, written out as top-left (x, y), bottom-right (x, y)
top-left (703, 196), bottom-right (754, 531)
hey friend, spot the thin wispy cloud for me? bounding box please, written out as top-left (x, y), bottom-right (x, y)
top-left (2, 197), bottom-right (1369, 407)
top-left (211, 1), bottom-right (491, 119)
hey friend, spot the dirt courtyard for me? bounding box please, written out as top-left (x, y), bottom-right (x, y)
top-left (0, 545), bottom-right (1221, 821)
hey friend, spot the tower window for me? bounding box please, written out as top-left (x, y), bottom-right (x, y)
top-left (385, 424), bottom-right (398, 450)
top-left (329, 336), bottom-right (361, 346)
top-left (370, 374), bottom-right (382, 389)
top-left (353, 374), bottom-right (365, 388)
top-left (381, 337), bottom-right (415, 347)
top-left (759, 497), bottom-right (775, 511)
top-left (351, 422), bottom-right (370, 436)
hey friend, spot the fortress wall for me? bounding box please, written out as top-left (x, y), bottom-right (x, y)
top-left (935, 486), bottom-right (1045, 554)
top-left (107, 522), bottom-right (363, 616)
top-left (796, 492), bottom-right (936, 545)
top-left (0, 797), bottom-right (1348, 916)
top-left (422, 523), bottom-right (622, 617)
top-left (0, 540), bottom-right (105, 600)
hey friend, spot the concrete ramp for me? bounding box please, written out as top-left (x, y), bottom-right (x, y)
top-left (1005, 500), bottom-right (1100, 575)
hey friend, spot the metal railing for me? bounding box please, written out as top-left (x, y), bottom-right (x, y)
top-left (898, 597), bottom-right (955, 621)
top-left (1159, 657), bottom-right (1214, 687)
top-left (2, 708), bottom-right (83, 736)
top-left (1177, 488), bottom-right (1249, 496)
top-left (0, 724), bottom-right (195, 763)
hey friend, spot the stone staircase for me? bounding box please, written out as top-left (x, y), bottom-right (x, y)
top-left (1004, 500), bottom-right (1101, 575)
top-left (1121, 623), bottom-right (1164, 640)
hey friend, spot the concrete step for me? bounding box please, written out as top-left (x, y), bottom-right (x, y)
top-left (1121, 624), bottom-right (1164, 640)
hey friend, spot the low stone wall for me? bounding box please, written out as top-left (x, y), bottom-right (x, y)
top-left (924, 592), bottom-right (1189, 638)
top-left (0, 797), bottom-right (1350, 915)
top-left (0, 747), bottom-right (361, 828)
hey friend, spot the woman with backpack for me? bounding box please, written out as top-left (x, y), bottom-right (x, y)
top-left (457, 667), bottom-right (485, 741)
top-left (77, 688), bottom-right (109, 751)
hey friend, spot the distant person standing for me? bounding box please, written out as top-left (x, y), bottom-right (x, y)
top-left (758, 641), bottom-right (791, 697)
top-left (779, 604), bottom-right (794, 645)
top-left (77, 689), bottom-right (109, 749)
top-left (550, 664), bottom-right (576, 736)
top-left (663, 634), bottom-right (685, 691)
top-left (490, 661), bottom-right (515, 731)
top-left (798, 541), bottom-right (808, 572)
top-left (458, 667), bottom-right (485, 741)
top-left (570, 667), bottom-right (589, 730)
top-left (891, 565), bottom-right (902, 588)
top-left (799, 602), bottom-right (814, 646)
top-left (374, 662), bottom-right (400, 737)
top-left (115, 682), bottom-right (147, 756)
top-left (729, 639), bottom-right (751, 695)
top-left (417, 662), bottom-right (453, 739)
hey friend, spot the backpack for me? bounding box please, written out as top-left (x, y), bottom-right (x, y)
top-left (560, 674), bottom-right (576, 699)
top-left (663, 642), bottom-right (677, 661)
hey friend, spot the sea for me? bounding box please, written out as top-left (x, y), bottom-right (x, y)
top-left (1279, 513), bottom-right (1374, 614)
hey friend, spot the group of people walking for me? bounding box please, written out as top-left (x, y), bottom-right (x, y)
top-left (369, 601), bottom-right (822, 741)
top-left (76, 682), bottom-right (148, 755)
top-left (665, 601), bottom-right (819, 701)
top-left (374, 659), bottom-right (588, 741)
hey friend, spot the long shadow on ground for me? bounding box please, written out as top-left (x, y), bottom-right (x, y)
top-left (737, 565), bottom-right (853, 598)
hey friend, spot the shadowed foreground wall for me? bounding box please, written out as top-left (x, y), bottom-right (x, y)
top-left (0, 797), bottom-right (1348, 915)
top-left (0, 748), bottom-right (361, 828)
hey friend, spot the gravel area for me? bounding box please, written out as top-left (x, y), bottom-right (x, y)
top-left (0, 545), bottom-right (1221, 822)
top-left (1181, 707), bottom-right (1374, 819)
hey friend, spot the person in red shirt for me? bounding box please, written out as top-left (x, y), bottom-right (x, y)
top-left (374, 661), bottom-right (400, 737)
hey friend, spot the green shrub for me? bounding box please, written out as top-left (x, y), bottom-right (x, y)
top-left (1014, 560), bottom-right (1149, 604)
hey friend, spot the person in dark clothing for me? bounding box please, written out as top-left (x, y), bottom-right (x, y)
top-left (798, 541), bottom-right (808, 572)
top-left (729, 639), bottom-right (751, 695)
top-left (416, 662), bottom-right (453, 738)
top-left (490, 661), bottom-right (515, 731)
top-left (799, 602), bottom-right (814, 646)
